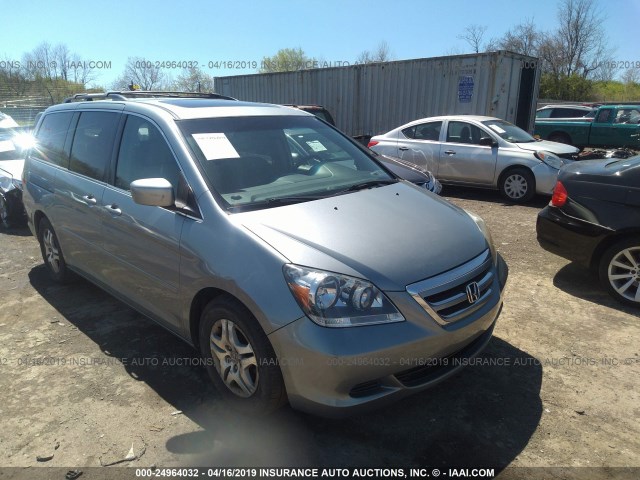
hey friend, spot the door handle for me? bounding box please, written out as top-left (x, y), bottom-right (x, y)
top-left (82, 194), bottom-right (97, 205)
top-left (106, 204), bottom-right (122, 216)
top-left (399, 147), bottom-right (409, 151)
top-left (444, 150), bottom-right (456, 155)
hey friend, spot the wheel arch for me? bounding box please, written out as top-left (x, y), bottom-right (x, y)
top-left (589, 230), bottom-right (640, 270)
top-left (497, 164), bottom-right (536, 189)
top-left (189, 287), bottom-right (254, 349)
top-left (548, 131), bottom-right (573, 145)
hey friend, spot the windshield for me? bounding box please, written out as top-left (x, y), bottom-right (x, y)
top-left (481, 119), bottom-right (536, 143)
top-left (178, 115), bottom-right (393, 212)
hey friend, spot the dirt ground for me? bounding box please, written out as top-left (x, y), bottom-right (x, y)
top-left (0, 187), bottom-right (638, 479)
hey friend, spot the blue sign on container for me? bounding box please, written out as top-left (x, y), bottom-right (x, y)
top-left (458, 75), bottom-right (474, 103)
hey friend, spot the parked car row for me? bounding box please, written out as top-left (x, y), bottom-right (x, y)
top-left (9, 91), bottom-right (638, 421)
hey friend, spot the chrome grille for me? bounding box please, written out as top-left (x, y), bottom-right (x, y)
top-left (407, 249), bottom-right (495, 325)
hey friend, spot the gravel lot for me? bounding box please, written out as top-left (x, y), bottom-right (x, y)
top-left (0, 187), bottom-right (638, 479)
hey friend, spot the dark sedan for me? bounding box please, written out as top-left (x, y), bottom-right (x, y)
top-left (537, 156), bottom-right (640, 307)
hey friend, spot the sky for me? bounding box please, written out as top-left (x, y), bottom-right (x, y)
top-left (1, 0), bottom-right (638, 87)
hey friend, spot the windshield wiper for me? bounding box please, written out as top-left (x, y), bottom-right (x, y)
top-left (335, 179), bottom-right (398, 195)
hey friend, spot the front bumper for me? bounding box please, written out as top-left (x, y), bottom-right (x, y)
top-left (536, 206), bottom-right (609, 267)
top-left (532, 163), bottom-right (561, 195)
top-left (268, 253), bottom-right (508, 417)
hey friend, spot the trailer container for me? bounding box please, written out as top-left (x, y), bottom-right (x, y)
top-left (214, 51), bottom-right (541, 140)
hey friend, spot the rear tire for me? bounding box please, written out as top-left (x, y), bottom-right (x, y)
top-left (38, 217), bottom-right (71, 283)
top-left (499, 168), bottom-right (535, 203)
top-left (199, 296), bottom-right (287, 414)
top-left (598, 237), bottom-right (640, 307)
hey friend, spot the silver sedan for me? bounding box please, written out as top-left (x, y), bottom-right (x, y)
top-left (368, 115), bottom-right (579, 203)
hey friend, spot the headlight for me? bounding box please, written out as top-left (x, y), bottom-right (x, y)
top-left (534, 150), bottom-right (563, 170)
top-left (465, 210), bottom-right (497, 265)
top-left (283, 264), bottom-right (405, 327)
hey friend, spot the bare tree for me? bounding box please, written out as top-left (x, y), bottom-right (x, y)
top-left (457, 25), bottom-right (488, 53)
top-left (112, 57), bottom-right (168, 90)
top-left (555, 0), bottom-right (607, 78)
top-left (622, 67), bottom-right (640, 85)
top-left (497, 19), bottom-right (540, 56)
top-left (357, 41), bottom-right (394, 64)
top-left (173, 66), bottom-right (214, 92)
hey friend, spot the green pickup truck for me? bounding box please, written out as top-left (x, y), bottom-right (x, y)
top-left (534, 105), bottom-right (640, 148)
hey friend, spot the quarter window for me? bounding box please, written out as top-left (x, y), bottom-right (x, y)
top-left (33, 112), bottom-right (74, 167)
top-left (69, 112), bottom-right (119, 180)
top-left (412, 122), bottom-right (442, 141)
top-left (115, 115), bottom-right (180, 192)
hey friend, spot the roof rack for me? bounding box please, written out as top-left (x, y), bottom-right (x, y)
top-left (63, 91), bottom-right (237, 103)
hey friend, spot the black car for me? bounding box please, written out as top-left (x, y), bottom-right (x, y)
top-left (536, 156), bottom-right (640, 307)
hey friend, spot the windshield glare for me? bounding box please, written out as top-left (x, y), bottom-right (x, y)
top-left (481, 119), bottom-right (536, 143)
top-left (179, 116), bottom-right (393, 211)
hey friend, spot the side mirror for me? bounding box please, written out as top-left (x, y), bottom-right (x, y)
top-left (479, 137), bottom-right (498, 147)
top-left (130, 178), bottom-right (175, 207)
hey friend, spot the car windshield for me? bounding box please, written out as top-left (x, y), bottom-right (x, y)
top-left (481, 119), bottom-right (536, 143)
top-left (178, 115), bottom-right (394, 212)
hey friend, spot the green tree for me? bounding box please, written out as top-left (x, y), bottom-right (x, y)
top-left (259, 48), bottom-right (315, 73)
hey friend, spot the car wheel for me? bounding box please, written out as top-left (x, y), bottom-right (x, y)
top-left (499, 168), bottom-right (535, 203)
top-left (38, 217), bottom-right (71, 283)
top-left (549, 132), bottom-right (572, 145)
top-left (199, 296), bottom-right (287, 414)
top-left (599, 237), bottom-right (640, 307)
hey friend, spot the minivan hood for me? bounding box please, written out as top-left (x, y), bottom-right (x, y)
top-left (515, 140), bottom-right (579, 155)
top-left (237, 183), bottom-right (488, 291)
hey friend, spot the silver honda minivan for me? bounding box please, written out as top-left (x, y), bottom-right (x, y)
top-left (23, 93), bottom-right (507, 416)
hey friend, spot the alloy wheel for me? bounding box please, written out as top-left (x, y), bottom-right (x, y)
top-left (209, 318), bottom-right (259, 397)
top-left (42, 228), bottom-right (61, 274)
top-left (607, 246), bottom-right (640, 303)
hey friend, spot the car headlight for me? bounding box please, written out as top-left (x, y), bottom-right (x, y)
top-left (465, 210), bottom-right (497, 265)
top-left (283, 264), bottom-right (405, 327)
top-left (534, 150), bottom-right (563, 170)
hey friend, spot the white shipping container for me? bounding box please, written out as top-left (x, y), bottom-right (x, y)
top-left (214, 51), bottom-right (541, 139)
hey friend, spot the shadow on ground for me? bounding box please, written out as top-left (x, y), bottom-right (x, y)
top-left (30, 265), bottom-right (542, 469)
top-left (552, 262), bottom-right (638, 315)
top-left (0, 223), bottom-right (32, 237)
top-left (442, 185), bottom-right (549, 210)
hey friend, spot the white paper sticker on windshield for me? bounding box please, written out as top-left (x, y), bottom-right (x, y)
top-left (488, 124), bottom-right (506, 134)
top-left (192, 133), bottom-right (240, 160)
top-left (0, 140), bottom-right (15, 153)
top-left (306, 140), bottom-right (327, 152)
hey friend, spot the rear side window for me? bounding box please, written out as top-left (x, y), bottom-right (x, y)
top-left (69, 111), bottom-right (119, 181)
top-left (33, 112), bottom-right (74, 167)
top-left (115, 115), bottom-right (180, 192)
top-left (414, 122), bottom-right (442, 141)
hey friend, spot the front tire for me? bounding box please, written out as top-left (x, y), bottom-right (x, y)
top-left (199, 296), bottom-right (287, 414)
top-left (38, 217), bottom-right (71, 283)
top-left (499, 168), bottom-right (535, 203)
top-left (599, 237), bottom-right (640, 307)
